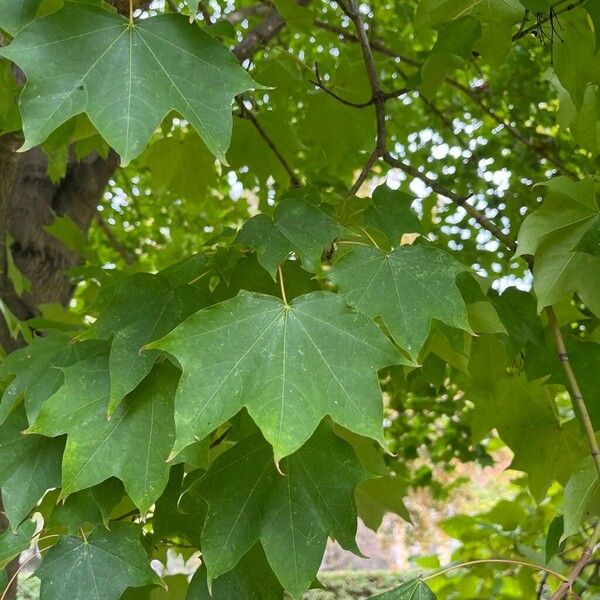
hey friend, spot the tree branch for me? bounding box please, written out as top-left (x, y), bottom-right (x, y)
top-left (96, 215), bottom-right (136, 266)
top-left (311, 63), bottom-right (410, 108)
top-left (551, 521), bottom-right (600, 600)
top-left (343, 5), bottom-right (598, 595)
top-left (314, 19), bottom-right (580, 179)
top-left (235, 98), bottom-right (301, 186)
top-left (232, 7), bottom-right (285, 62)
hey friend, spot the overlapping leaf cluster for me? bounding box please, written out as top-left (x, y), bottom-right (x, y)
top-left (0, 0), bottom-right (599, 599)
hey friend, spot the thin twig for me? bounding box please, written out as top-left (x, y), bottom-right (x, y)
top-left (314, 20), bottom-right (580, 179)
top-left (311, 63), bottom-right (410, 108)
top-left (423, 558), bottom-right (569, 584)
top-left (551, 521), bottom-right (600, 600)
top-left (448, 79), bottom-right (579, 179)
top-left (235, 98), bottom-right (301, 186)
top-left (96, 215), bottom-right (135, 266)
top-left (383, 153), bottom-right (518, 252)
top-left (348, 148), bottom-right (380, 197)
top-left (546, 307), bottom-right (600, 475)
top-left (512, 0), bottom-right (585, 41)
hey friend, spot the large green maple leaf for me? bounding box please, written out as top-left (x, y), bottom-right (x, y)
top-left (29, 352), bottom-right (178, 512)
top-left (149, 290), bottom-right (403, 461)
top-left (329, 245), bottom-right (471, 360)
top-left (36, 524), bottom-right (160, 600)
top-left (196, 425), bottom-right (369, 599)
top-left (0, 3), bottom-right (259, 164)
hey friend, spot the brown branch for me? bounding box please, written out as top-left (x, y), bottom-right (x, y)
top-left (96, 215), bottom-right (135, 266)
top-left (311, 63), bottom-right (410, 108)
top-left (551, 521), bottom-right (600, 600)
top-left (546, 308), bottom-right (600, 475)
top-left (348, 149), bottom-right (380, 197)
top-left (232, 7), bottom-right (285, 62)
top-left (314, 20), bottom-right (580, 179)
top-left (235, 98), bottom-right (301, 186)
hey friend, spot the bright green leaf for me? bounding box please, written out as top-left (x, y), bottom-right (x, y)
top-left (0, 3), bottom-right (260, 164)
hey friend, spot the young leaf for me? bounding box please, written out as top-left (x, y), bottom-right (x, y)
top-left (363, 185), bottom-right (422, 244)
top-left (29, 355), bottom-right (179, 512)
top-left (36, 524), bottom-right (160, 600)
top-left (0, 3), bottom-right (260, 164)
top-left (197, 425), bottom-right (369, 599)
top-left (329, 245), bottom-right (470, 360)
top-left (236, 187), bottom-right (342, 279)
top-left (149, 291), bottom-right (404, 461)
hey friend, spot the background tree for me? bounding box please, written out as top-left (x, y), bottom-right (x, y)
top-left (0, 0), bottom-right (599, 599)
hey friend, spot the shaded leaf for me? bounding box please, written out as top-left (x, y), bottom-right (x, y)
top-left (197, 424), bottom-right (369, 599)
top-left (29, 356), bottom-right (178, 512)
top-left (329, 245), bottom-right (470, 360)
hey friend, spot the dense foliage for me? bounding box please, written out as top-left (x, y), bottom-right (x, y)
top-left (0, 0), bottom-right (599, 598)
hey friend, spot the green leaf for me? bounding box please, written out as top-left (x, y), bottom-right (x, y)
top-left (187, 545), bottom-right (283, 599)
top-left (236, 187), bottom-right (342, 279)
top-left (0, 334), bottom-right (105, 424)
top-left (0, 519), bottom-right (35, 569)
top-left (575, 215), bottom-right (600, 257)
top-left (197, 424), bottom-right (369, 599)
top-left (0, 407), bottom-right (64, 529)
top-left (363, 185), bottom-right (423, 245)
top-left (562, 456), bottom-right (600, 539)
top-left (29, 356), bottom-right (179, 512)
top-left (0, 3), bottom-right (260, 164)
top-left (516, 177), bottom-right (600, 314)
top-left (545, 516), bottom-right (565, 563)
top-left (84, 271), bottom-right (208, 414)
top-left (144, 133), bottom-right (216, 204)
top-left (45, 214), bottom-right (97, 263)
top-left (468, 336), bottom-right (586, 500)
top-left (36, 524), bottom-right (160, 600)
top-left (329, 245), bottom-right (470, 360)
top-left (369, 578), bottom-right (437, 599)
top-left (519, 0), bottom-right (551, 12)
top-left (355, 476), bottom-right (410, 532)
top-left (150, 290), bottom-right (402, 461)
top-left (0, 0), bottom-right (42, 35)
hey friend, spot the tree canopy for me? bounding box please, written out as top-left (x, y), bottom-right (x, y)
top-left (0, 0), bottom-right (599, 598)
